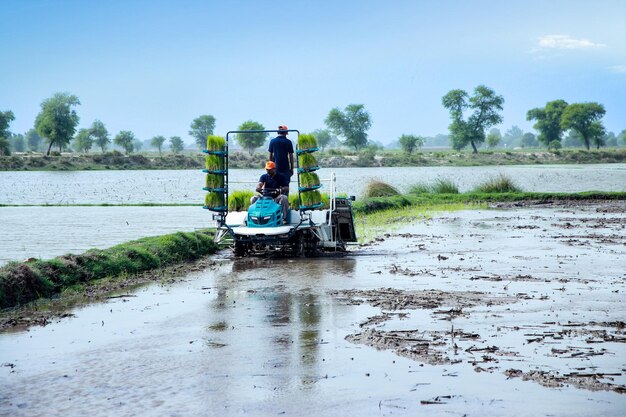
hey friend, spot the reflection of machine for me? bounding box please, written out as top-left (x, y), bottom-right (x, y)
top-left (207, 129), bottom-right (358, 257)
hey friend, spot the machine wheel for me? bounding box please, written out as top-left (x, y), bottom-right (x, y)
top-left (292, 232), bottom-right (304, 257)
top-left (234, 241), bottom-right (248, 257)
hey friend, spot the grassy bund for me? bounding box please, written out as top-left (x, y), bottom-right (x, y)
top-left (0, 231), bottom-right (218, 310)
top-left (1, 148), bottom-right (626, 171)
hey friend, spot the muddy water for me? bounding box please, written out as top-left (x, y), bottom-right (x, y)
top-left (1, 204), bottom-right (625, 416)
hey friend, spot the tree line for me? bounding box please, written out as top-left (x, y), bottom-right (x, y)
top-left (1, 90), bottom-right (625, 157)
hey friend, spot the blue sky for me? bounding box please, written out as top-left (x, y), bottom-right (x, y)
top-left (2, 0), bottom-right (625, 145)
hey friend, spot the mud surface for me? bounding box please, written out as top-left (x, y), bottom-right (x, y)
top-left (1, 202), bottom-right (625, 416)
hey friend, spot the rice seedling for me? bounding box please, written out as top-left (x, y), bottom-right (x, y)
top-left (206, 135), bottom-right (226, 151)
top-left (431, 178), bottom-right (459, 194)
top-left (300, 190), bottom-right (322, 207)
top-left (205, 173), bottom-right (224, 189)
top-left (204, 191), bottom-right (225, 208)
top-left (362, 180), bottom-right (400, 198)
top-left (205, 154), bottom-right (224, 171)
top-left (298, 153), bottom-right (318, 169)
top-left (228, 190), bottom-right (254, 211)
top-left (299, 172), bottom-right (320, 188)
top-left (472, 174), bottom-right (522, 193)
top-left (298, 133), bottom-right (318, 150)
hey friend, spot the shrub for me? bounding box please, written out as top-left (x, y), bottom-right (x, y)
top-left (362, 180), bottom-right (400, 198)
top-left (473, 174), bottom-right (522, 193)
top-left (228, 190), bottom-right (254, 211)
top-left (431, 178), bottom-right (459, 194)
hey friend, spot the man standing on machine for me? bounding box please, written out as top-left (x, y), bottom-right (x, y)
top-left (268, 124), bottom-right (294, 192)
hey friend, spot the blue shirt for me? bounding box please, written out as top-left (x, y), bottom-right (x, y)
top-left (268, 136), bottom-right (294, 176)
top-left (258, 172), bottom-right (289, 195)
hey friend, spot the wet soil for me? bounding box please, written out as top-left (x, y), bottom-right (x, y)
top-left (1, 201), bottom-right (625, 416)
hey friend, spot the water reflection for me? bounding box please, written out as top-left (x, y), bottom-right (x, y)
top-left (205, 256), bottom-right (355, 392)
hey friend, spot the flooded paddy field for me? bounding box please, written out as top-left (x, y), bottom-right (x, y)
top-left (1, 202), bottom-right (625, 416)
top-left (1, 164), bottom-right (625, 205)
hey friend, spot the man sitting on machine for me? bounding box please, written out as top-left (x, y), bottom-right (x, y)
top-left (250, 161), bottom-right (290, 224)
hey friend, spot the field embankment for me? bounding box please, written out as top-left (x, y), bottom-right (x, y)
top-left (2, 148), bottom-right (625, 171)
top-left (0, 230), bottom-right (219, 310)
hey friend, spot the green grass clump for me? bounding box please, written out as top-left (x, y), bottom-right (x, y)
top-left (408, 183), bottom-right (433, 194)
top-left (298, 133), bottom-right (318, 150)
top-left (472, 174), bottom-right (522, 193)
top-left (299, 172), bottom-right (320, 188)
top-left (205, 191), bottom-right (225, 208)
top-left (205, 154), bottom-right (224, 171)
top-left (0, 231), bottom-right (219, 309)
top-left (228, 190), bottom-right (254, 211)
top-left (205, 173), bottom-right (224, 189)
top-left (431, 178), bottom-right (459, 194)
top-left (362, 180), bottom-right (400, 198)
top-left (206, 135), bottom-right (225, 151)
top-left (298, 153), bottom-right (318, 169)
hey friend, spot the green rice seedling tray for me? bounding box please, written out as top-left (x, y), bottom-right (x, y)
top-left (297, 166), bottom-right (320, 173)
top-left (298, 185), bottom-right (322, 192)
top-left (295, 147), bottom-right (319, 155)
top-left (203, 205), bottom-right (228, 212)
top-left (202, 169), bottom-right (227, 175)
top-left (298, 202), bottom-right (324, 211)
top-left (202, 150), bottom-right (228, 156)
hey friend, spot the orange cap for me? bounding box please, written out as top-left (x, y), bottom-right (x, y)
top-left (265, 161), bottom-right (276, 169)
top-left (278, 125), bottom-right (288, 132)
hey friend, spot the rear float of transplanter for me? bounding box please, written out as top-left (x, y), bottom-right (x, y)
top-left (202, 128), bottom-right (357, 257)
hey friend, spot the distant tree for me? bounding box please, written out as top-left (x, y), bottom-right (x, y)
top-left (73, 128), bottom-right (93, 153)
top-left (547, 140), bottom-right (562, 151)
top-left (151, 135), bottom-right (166, 155)
top-left (486, 128), bottom-right (502, 148)
top-left (618, 129), bottom-right (626, 146)
top-left (169, 136), bottom-right (184, 154)
top-left (560, 102), bottom-right (606, 150)
top-left (9, 134), bottom-right (25, 152)
top-left (325, 104), bottom-right (372, 151)
top-left (236, 120), bottom-right (267, 155)
top-left (398, 134), bottom-right (424, 154)
top-left (113, 130), bottom-right (135, 154)
top-left (312, 129), bottom-right (334, 151)
top-left (34, 92), bottom-right (81, 155)
top-left (503, 125), bottom-right (524, 147)
top-left (189, 115), bottom-right (216, 149)
top-left (603, 132), bottom-right (617, 147)
top-left (26, 128), bottom-right (43, 152)
top-left (90, 120), bottom-right (110, 152)
top-left (0, 110), bottom-right (16, 156)
top-left (133, 140), bottom-right (143, 152)
top-left (442, 85), bottom-right (504, 153)
top-left (526, 99), bottom-right (568, 147)
top-left (520, 132), bottom-right (538, 148)
top-left (563, 130), bottom-right (584, 148)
